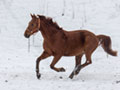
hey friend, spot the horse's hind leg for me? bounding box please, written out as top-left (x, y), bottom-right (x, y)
top-left (69, 36), bottom-right (98, 79)
top-left (75, 38), bottom-right (98, 76)
top-left (69, 54), bottom-right (83, 79)
top-left (36, 51), bottom-right (51, 79)
top-left (75, 52), bottom-right (92, 75)
top-left (75, 54), bottom-right (83, 67)
top-left (69, 52), bottom-right (92, 79)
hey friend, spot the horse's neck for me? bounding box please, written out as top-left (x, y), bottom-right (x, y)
top-left (40, 23), bottom-right (58, 40)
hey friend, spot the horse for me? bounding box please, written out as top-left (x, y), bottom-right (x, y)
top-left (24, 14), bottom-right (117, 79)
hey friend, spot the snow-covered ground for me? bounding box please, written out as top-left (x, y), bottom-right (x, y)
top-left (0, 0), bottom-right (120, 90)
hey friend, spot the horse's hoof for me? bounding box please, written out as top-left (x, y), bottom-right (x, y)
top-left (69, 73), bottom-right (74, 79)
top-left (37, 73), bottom-right (41, 79)
top-left (60, 68), bottom-right (66, 72)
top-left (69, 74), bottom-right (74, 79)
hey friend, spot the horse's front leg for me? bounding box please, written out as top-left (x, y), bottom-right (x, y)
top-left (50, 55), bottom-right (65, 72)
top-left (36, 51), bottom-right (51, 79)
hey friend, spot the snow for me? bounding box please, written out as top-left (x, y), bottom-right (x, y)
top-left (0, 0), bottom-right (120, 90)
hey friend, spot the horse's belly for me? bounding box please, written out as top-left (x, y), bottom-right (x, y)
top-left (64, 47), bottom-right (84, 56)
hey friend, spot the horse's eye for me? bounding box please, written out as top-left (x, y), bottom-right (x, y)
top-left (31, 24), bottom-right (34, 26)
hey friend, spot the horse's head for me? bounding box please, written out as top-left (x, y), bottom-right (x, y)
top-left (24, 14), bottom-right (40, 38)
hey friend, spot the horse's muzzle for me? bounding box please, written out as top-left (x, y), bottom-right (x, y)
top-left (24, 32), bottom-right (30, 38)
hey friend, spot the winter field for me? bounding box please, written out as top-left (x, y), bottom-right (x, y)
top-left (0, 0), bottom-right (120, 90)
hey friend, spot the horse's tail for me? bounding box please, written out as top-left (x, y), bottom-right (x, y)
top-left (97, 35), bottom-right (117, 56)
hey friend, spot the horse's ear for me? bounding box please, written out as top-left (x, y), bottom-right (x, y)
top-left (30, 13), bottom-right (34, 18)
top-left (30, 13), bottom-right (36, 18)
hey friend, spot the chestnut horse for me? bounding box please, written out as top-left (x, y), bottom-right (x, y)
top-left (24, 14), bottom-right (117, 79)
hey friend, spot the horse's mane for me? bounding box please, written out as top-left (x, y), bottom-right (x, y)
top-left (38, 15), bottom-right (63, 30)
